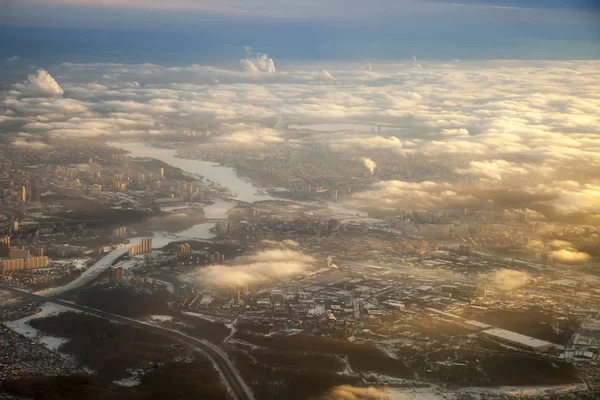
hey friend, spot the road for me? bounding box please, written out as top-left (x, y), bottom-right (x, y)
top-left (36, 244), bottom-right (134, 297)
top-left (3, 287), bottom-right (253, 400)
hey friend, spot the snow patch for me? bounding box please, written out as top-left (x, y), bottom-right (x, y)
top-left (113, 377), bottom-right (141, 387)
top-left (150, 315), bottom-right (173, 322)
top-left (6, 302), bottom-right (79, 352)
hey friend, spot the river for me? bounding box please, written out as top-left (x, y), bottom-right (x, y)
top-left (108, 142), bottom-right (277, 247)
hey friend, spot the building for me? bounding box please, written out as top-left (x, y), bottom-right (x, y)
top-left (458, 244), bottom-right (472, 256)
top-left (382, 300), bottom-right (406, 311)
top-left (159, 168), bottom-right (164, 179)
top-left (112, 227), bottom-right (127, 237)
top-left (141, 238), bottom-right (152, 253)
top-left (418, 224), bottom-right (451, 238)
top-left (1, 255), bottom-right (48, 274)
top-left (216, 220), bottom-right (232, 237)
top-left (0, 236), bottom-right (10, 257)
top-left (129, 237), bottom-right (153, 257)
top-left (9, 248), bottom-right (30, 260)
top-left (24, 256), bottom-right (49, 269)
top-left (89, 184), bottom-right (102, 195)
top-left (178, 243), bottom-right (191, 258)
top-left (2, 258), bottom-right (24, 273)
top-left (20, 186), bottom-right (26, 202)
top-left (482, 328), bottom-right (553, 352)
top-left (108, 266), bottom-right (125, 283)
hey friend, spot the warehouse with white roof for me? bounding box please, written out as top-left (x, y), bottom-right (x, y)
top-left (482, 328), bottom-right (554, 352)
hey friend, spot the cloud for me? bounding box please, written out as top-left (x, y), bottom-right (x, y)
top-left (12, 139), bottom-right (51, 149)
top-left (346, 177), bottom-right (600, 224)
top-left (241, 53), bottom-right (276, 74)
top-left (527, 239), bottom-right (591, 264)
top-left (235, 248), bottom-right (315, 264)
top-left (13, 69), bottom-right (64, 97)
top-left (360, 157), bottom-right (377, 175)
top-left (321, 70), bottom-right (335, 80)
top-left (318, 385), bottom-right (392, 400)
top-left (196, 249), bottom-right (316, 286)
top-left (6, 55), bottom-right (19, 62)
top-left (1, 59), bottom-right (600, 224)
top-left (412, 56), bottom-right (423, 71)
top-left (330, 136), bottom-right (406, 156)
top-left (486, 269), bottom-right (532, 291)
top-left (456, 160), bottom-right (531, 181)
top-left (347, 180), bottom-right (476, 212)
top-left (551, 249), bottom-right (591, 264)
top-left (260, 239), bottom-right (301, 249)
top-left (211, 123), bottom-right (283, 150)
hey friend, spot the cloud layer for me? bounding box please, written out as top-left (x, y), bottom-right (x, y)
top-left (196, 248), bottom-right (316, 286)
top-left (1, 59), bottom-right (599, 223)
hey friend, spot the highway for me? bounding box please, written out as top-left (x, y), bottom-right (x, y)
top-left (36, 244), bottom-right (134, 297)
top-left (3, 287), bottom-right (253, 400)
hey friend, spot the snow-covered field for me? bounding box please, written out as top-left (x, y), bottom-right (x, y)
top-left (182, 311), bottom-right (217, 322)
top-left (0, 289), bottom-right (21, 305)
top-left (6, 302), bottom-right (79, 352)
top-left (150, 279), bottom-right (176, 294)
top-left (149, 315), bottom-right (173, 322)
top-left (113, 377), bottom-right (141, 387)
top-left (386, 383), bottom-right (588, 400)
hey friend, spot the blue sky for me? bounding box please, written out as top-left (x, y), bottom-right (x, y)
top-left (0, 0), bottom-right (599, 62)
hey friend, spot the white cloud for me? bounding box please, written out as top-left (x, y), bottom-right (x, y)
top-left (196, 249), bottom-right (316, 286)
top-left (12, 139), bottom-right (51, 149)
top-left (330, 136), bottom-right (406, 156)
top-left (14, 69), bottom-right (64, 97)
top-left (260, 239), bottom-right (301, 249)
top-left (456, 160), bottom-right (532, 181)
top-left (486, 269), bottom-right (532, 291)
top-left (211, 123), bottom-right (283, 150)
top-left (347, 180), bottom-right (476, 212)
top-left (319, 385), bottom-right (392, 400)
top-left (241, 53), bottom-right (276, 74)
top-left (527, 239), bottom-right (591, 264)
top-left (1, 59), bottom-right (599, 223)
top-left (360, 157), bottom-right (377, 174)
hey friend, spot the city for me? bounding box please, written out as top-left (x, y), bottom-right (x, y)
top-left (1, 3), bottom-right (600, 399)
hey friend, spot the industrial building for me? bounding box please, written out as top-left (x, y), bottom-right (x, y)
top-left (482, 328), bottom-right (554, 352)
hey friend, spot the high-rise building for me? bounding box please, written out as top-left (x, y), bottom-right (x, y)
top-left (0, 236), bottom-right (10, 257)
top-left (108, 266), bottom-right (125, 283)
top-left (129, 238), bottom-right (153, 257)
top-left (159, 168), bottom-right (164, 179)
top-left (10, 248), bottom-right (30, 260)
top-left (178, 243), bottom-right (191, 258)
top-left (20, 186), bottom-right (26, 203)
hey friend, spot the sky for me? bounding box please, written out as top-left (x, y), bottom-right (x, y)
top-left (1, 0), bottom-right (599, 62)
top-left (0, 1), bottom-right (599, 226)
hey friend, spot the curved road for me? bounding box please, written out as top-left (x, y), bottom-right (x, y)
top-left (3, 287), bottom-right (253, 400)
top-left (37, 244), bottom-right (134, 297)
